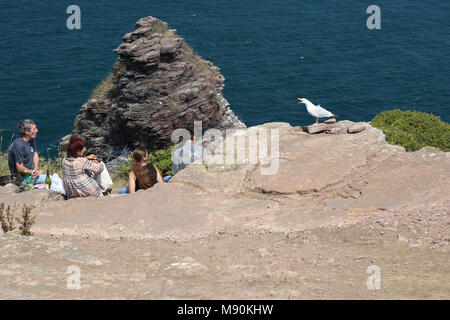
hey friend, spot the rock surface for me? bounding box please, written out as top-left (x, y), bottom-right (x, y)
top-left (0, 188), bottom-right (64, 209)
top-left (1, 121), bottom-right (449, 299)
top-left (35, 121), bottom-right (450, 240)
top-left (67, 16), bottom-right (245, 161)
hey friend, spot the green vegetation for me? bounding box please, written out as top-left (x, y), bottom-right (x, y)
top-left (112, 146), bottom-right (173, 193)
top-left (115, 146), bottom-right (173, 183)
top-left (0, 153), bottom-right (65, 177)
top-left (39, 152), bottom-right (66, 177)
top-left (371, 109), bottom-right (450, 152)
top-left (90, 74), bottom-right (120, 100)
top-left (148, 147), bottom-right (173, 176)
top-left (0, 153), bottom-right (9, 176)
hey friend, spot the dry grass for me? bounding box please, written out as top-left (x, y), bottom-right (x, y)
top-left (180, 42), bottom-right (217, 86)
top-left (0, 153), bottom-right (9, 176)
top-left (0, 203), bottom-right (16, 233)
top-left (111, 172), bottom-right (128, 194)
top-left (90, 74), bottom-right (118, 100)
top-left (16, 204), bottom-right (35, 236)
top-left (163, 29), bottom-right (178, 38)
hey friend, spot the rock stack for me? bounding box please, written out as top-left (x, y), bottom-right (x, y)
top-left (67, 16), bottom-right (245, 160)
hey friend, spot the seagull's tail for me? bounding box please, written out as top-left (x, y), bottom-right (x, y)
top-left (332, 114), bottom-right (338, 118)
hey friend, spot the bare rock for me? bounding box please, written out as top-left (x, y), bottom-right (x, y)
top-left (0, 189), bottom-right (64, 209)
top-left (0, 174), bottom-right (21, 187)
top-left (266, 269), bottom-right (300, 281)
top-left (348, 124), bottom-right (366, 133)
top-left (324, 118), bottom-right (336, 124)
top-left (32, 121), bottom-right (449, 244)
top-left (303, 123), bottom-right (329, 134)
top-left (409, 239), bottom-right (421, 248)
top-left (58, 134), bottom-right (71, 153)
top-left (66, 16), bottom-right (245, 161)
top-left (330, 127), bottom-right (344, 134)
top-left (0, 183), bottom-right (19, 194)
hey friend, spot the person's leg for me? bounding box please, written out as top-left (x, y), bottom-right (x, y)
top-left (163, 175), bottom-right (172, 183)
top-left (118, 186), bottom-right (129, 194)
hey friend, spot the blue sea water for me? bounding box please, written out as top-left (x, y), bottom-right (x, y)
top-left (0, 0), bottom-right (449, 154)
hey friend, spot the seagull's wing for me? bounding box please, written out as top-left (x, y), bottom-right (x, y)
top-left (313, 105), bottom-right (334, 117)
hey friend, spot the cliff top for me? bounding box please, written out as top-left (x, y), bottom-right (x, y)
top-left (1, 120), bottom-right (449, 299)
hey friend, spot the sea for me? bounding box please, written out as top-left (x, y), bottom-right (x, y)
top-left (0, 0), bottom-right (449, 155)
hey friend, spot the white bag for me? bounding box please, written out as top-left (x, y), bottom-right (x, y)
top-left (96, 162), bottom-right (113, 190)
top-left (50, 173), bottom-right (66, 195)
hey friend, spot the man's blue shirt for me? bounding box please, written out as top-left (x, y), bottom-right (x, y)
top-left (8, 137), bottom-right (37, 175)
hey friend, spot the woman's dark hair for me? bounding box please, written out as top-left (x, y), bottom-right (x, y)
top-left (131, 148), bottom-right (156, 189)
top-left (66, 136), bottom-right (86, 158)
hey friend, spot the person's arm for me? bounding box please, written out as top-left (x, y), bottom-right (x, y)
top-left (155, 167), bottom-right (163, 183)
top-left (33, 152), bottom-right (39, 170)
top-left (128, 170), bottom-right (136, 193)
top-left (15, 162), bottom-right (33, 174)
top-left (31, 152), bottom-right (44, 177)
top-left (85, 154), bottom-right (98, 163)
top-left (82, 158), bottom-right (104, 175)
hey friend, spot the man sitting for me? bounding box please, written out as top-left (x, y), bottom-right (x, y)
top-left (166, 132), bottom-right (208, 182)
top-left (8, 119), bottom-right (46, 185)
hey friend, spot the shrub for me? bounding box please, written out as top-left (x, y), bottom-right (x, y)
top-left (0, 203), bottom-right (16, 233)
top-left (371, 109), bottom-right (450, 152)
top-left (115, 146), bottom-right (174, 182)
top-left (16, 204), bottom-right (35, 236)
top-left (148, 147), bottom-right (173, 176)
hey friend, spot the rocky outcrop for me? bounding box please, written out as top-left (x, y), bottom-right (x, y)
top-left (69, 17), bottom-right (244, 160)
top-left (35, 121), bottom-right (450, 240)
top-left (2, 121), bottom-right (449, 299)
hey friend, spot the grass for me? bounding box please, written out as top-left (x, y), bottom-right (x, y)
top-left (0, 153), bottom-right (9, 176)
top-left (371, 109), bottom-right (450, 152)
top-left (90, 74), bottom-right (120, 100)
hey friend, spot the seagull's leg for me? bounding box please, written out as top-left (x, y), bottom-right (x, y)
top-left (314, 117), bottom-right (319, 125)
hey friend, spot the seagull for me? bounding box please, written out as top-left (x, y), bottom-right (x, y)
top-left (297, 98), bottom-right (337, 125)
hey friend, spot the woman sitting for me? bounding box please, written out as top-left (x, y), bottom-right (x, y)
top-left (62, 136), bottom-right (104, 199)
top-left (118, 148), bottom-right (163, 194)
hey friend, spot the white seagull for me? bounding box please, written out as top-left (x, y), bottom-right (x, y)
top-left (297, 98), bottom-right (337, 125)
